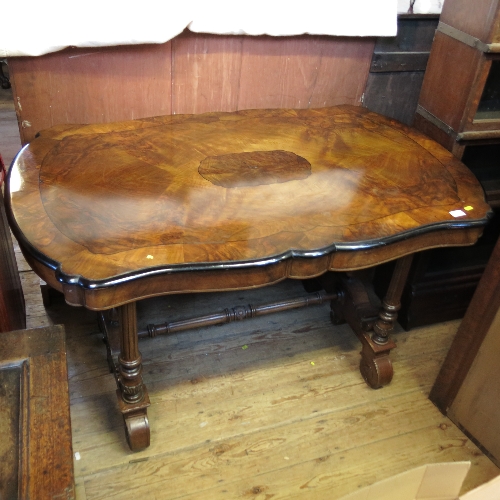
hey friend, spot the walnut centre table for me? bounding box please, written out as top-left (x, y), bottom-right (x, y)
top-left (5, 106), bottom-right (491, 451)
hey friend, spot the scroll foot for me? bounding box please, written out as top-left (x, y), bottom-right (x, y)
top-left (117, 390), bottom-right (151, 451)
top-left (124, 411), bottom-right (150, 451)
top-left (360, 344), bottom-right (393, 389)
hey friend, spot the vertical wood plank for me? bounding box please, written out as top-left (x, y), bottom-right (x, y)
top-left (9, 42), bottom-right (173, 144)
top-left (363, 17), bottom-right (438, 126)
top-left (8, 34), bottom-right (374, 145)
top-left (171, 33), bottom-right (373, 114)
top-left (27, 327), bottom-right (74, 498)
top-left (0, 190), bottom-right (25, 332)
top-left (171, 32), bottom-right (243, 114)
top-left (364, 72), bottom-right (425, 125)
top-left (430, 235), bottom-right (500, 412)
top-left (448, 306), bottom-right (500, 466)
top-left (237, 36), bottom-right (374, 110)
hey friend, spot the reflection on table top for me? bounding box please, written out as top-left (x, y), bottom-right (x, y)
top-left (6, 106), bottom-right (491, 302)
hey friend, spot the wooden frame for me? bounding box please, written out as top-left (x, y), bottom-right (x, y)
top-left (0, 188), bottom-right (25, 333)
top-left (0, 325), bottom-right (74, 498)
top-left (429, 234), bottom-right (500, 412)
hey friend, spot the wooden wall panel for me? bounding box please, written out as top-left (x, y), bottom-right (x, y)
top-left (364, 72), bottom-right (425, 125)
top-left (171, 32), bottom-right (243, 114)
top-left (8, 32), bottom-right (374, 145)
top-left (237, 36), bottom-right (373, 110)
top-left (9, 43), bottom-right (173, 144)
top-left (440, 0), bottom-right (500, 43)
top-left (363, 16), bottom-right (439, 127)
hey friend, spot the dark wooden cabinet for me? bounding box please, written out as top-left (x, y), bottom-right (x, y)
top-left (415, 0), bottom-right (500, 154)
top-left (0, 187), bottom-right (25, 333)
top-left (363, 15), bottom-right (439, 126)
top-left (390, 0), bottom-right (500, 329)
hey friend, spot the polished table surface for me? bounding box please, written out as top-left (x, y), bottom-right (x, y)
top-left (5, 105), bottom-right (492, 450)
top-left (5, 105), bottom-right (491, 309)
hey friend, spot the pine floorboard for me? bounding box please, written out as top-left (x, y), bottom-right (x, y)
top-left (1, 83), bottom-right (499, 499)
top-left (24, 284), bottom-right (500, 499)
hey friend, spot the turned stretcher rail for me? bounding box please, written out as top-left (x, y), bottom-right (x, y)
top-left (139, 291), bottom-right (338, 338)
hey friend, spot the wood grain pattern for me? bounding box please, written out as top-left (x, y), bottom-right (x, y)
top-left (417, 32), bottom-right (483, 133)
top-left (171, 32), bottom-right (244, 115)
top-left (4, 89), bottom-right (498, 497)
top-left (236, 36), bottom-right (373, 110)
top-left (8, 32), bottom-right (374, 145)
top-left (52, 284), bottom-right (497, 498)
top-left (430, 233), bottom-right (500, 412)
top-left (0, 325), bottom-right (74, 499)
top-left (10, 238), bottom-right (500, 494)
top-left (8, 42), bottom-right (174, 144)
top-left (440, 0), bottom-right (500, 43)
top-left (0, 363), bottom-right (22, 498)
top-left (448, 306), bottom-right (500, 466)
top-left (6, 106), bottom-right (490, 309)
top-left (410, 0), bottom-right (500, 330)
top-left (171, 32), bottom-right (373, 113)
top-left (0, 189), bottom-right (25, 332)
top-left (198, 150), bottom-right (311, 187)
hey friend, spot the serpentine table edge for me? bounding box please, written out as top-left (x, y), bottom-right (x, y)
top-left (4, 105), bottom-right (492, 451)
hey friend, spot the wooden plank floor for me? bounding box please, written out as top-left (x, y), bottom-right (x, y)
top-left (1, 83), bottom-right (499, 499)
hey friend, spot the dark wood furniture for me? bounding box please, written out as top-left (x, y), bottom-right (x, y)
top-left (399, 0), bottom-right (500, 329)
top-left (0, 164), bottom-right (25, 332)
top-left (4, 105), bottom-right (491, 451)
top-left (364, 14), bottom-right (439, 126)
top-left (415, 0), bottom-right (500, 155)
top-left (0, 60), bottom-right (10, 89)
top-left (430, 233), bottom-right (500, 467)
top-left (0, 325), bottom-right (75, 498)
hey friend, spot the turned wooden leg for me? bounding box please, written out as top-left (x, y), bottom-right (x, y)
top-left (98, 308), bottom-right (121, 373)
top-left (116, 302), bottom-right (150, 451)
top-left (40, 280), bottom-right (52, 307)
top-left (372, 255), bottom-right (414, 345)
top-left (360, 255), bottom-right (414, 388)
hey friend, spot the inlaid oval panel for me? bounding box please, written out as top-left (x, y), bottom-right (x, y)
top-left (198, 150), bottom-right (311, 187)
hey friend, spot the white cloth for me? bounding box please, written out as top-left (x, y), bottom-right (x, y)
top-left (397, 0), bottom-right (443, 14)
top-left (1, 0), bottom-right (400, 58)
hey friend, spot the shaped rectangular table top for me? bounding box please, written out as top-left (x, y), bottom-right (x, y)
top-left (5, 105), bottom-right (491, 309)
